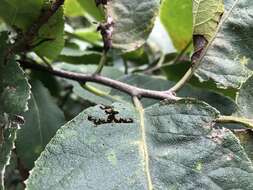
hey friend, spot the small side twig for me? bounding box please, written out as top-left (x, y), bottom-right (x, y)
top-left (37, 54), bottom-right (53, 69)
top-left (144, 40), bottom-right (192, 74)
top-left (168, 66), bottom-right (194, 93)
top-left (144, 53), bottom-right (165, 74)
top-left (123, 59), bottom-right (128, 74)
top-left (94, 51), bottom-right (107, 74)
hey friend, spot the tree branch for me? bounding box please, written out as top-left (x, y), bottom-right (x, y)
top-left (168, 67), bottom-right (194, 93)
top-left (8, 0), bottom-right (65, 54)
top-left (19, 60), bottom-right (180, 101)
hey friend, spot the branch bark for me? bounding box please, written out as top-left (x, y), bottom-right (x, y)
top-left (19, 60), bottom-right (180, 101)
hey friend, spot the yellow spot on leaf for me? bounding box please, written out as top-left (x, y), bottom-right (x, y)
top-left (195, 162), bottom-right (202, 172)
top-left (35, 146), bottom-right (43, 154)
top-left (106, 150), bottom-right (117, 166)
top-left (239, 56), bottom-right (249, 65)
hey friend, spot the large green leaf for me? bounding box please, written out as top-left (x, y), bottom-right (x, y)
top-left (0, 0), bottom-right (64, 59)
top-left (3, 151), bottom-right (24, 190)
top-left (160, 0), bottom-right (192, 50)
top-left (64, 0), bottom-right (84, 17)
top-left (234, 130), bottom-right (253, 162)
top-left (0, 0), bottom-right (43, 30)
top-left (57, 49), bottom-right (102, 65)
top-left (0, 32), bottom-right (30, 190)
top-left (74, 27), bottom-right (102, 45)
top-left (193, 0), bottom-right (224, 42)
top-left (15, 80), bottom-right (65, 170)
top-left (195, 0), bottom-right (253, 89)
top-left (107, 0), bottom-right (159, 52)
top-left (236, 75), bottom-right (253, 119)
top-left (26, 100), bottom-right (253, 189)
top-left (0, 126), bottom-right (18, 190)
top-left (33, 7), bottom-right (65, 60)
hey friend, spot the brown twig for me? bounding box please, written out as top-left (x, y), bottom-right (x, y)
top-left (19, 60), bottom-right (180, 101)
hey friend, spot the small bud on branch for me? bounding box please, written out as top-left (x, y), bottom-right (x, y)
top-left (97, 16), bottom-right (114, 52)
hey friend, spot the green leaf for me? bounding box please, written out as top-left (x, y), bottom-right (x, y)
top-left (64, 0), bottom-right (84, 17)
top-left (74, 28), bottom-right (102, 45)
top-left (0, 127), bottom-right (17, 190)
top-left (0, 0), bottom-right (65, 59)
top-left (107, 0), bottom-right (159, 52)
top-left (160, 0), bottom-right (192, 50)
top-left (236, 75), bottom-right (253, 119)
top-left (15, 80), bottom-right (65, 170)
top-left (3, 152), bottom-right (24, 190)
top-left (0, 0), bottom-right (43, 30)
top-left (0, 32), bottom-right (30, 189)
top-left (34, 7), bottom-right (65, 60)
top-left (77, 0), bottom-right (104, 21)
top-left (0, 32), bottom-right (30, 123)
top-left (26, 100), bottom-right (253, 189)
top-left (195, 0), bottom-right (253, 89)
top-left (193, 0), bottom-right (224, 41)
top-left (162, 60), bottom-right (238, 99)
top-left (57, 49), bottom-right (102, 65)
top-left (122, 47), bottom-right (149, 65)
top-left (234, 130), bottom-right (253, 162)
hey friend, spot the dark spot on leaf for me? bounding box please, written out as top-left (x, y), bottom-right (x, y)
top-left (88, 105), bottom-right (133, 126)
